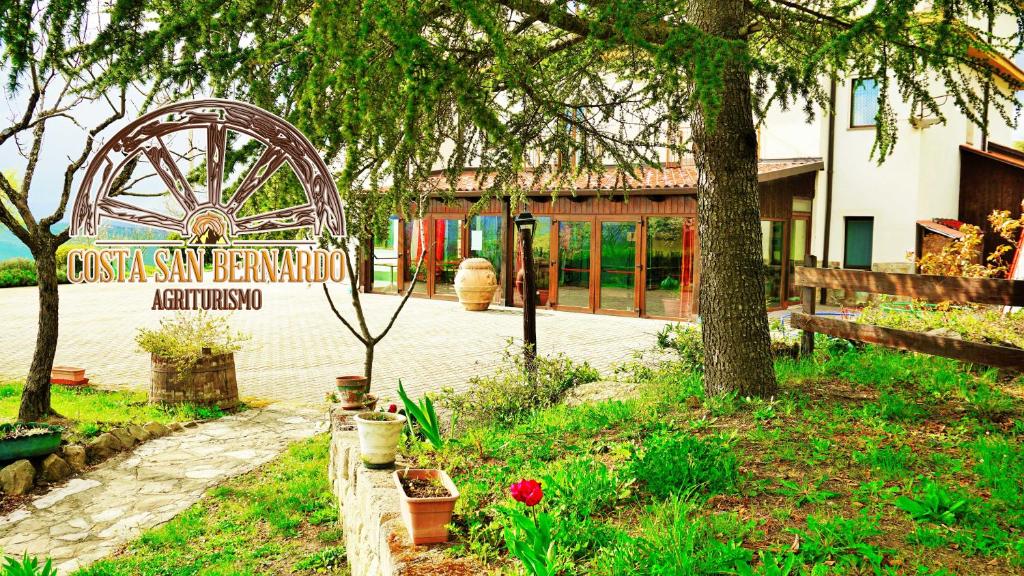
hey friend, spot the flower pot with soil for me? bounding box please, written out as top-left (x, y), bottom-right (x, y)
top-left (0, 423), bottom-right (63, 462)
top-left (394, 468), bottom-right (460, 545)
top-left (336, 375), bottom-right (370, 409)
top-left (354, 411), bottom-right (406, 468)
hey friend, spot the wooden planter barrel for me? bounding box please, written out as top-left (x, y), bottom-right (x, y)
top-left (150, 349), bottom-right (239, 409)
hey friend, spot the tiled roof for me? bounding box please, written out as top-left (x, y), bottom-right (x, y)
top-left (425, 158), bottom-right (823, 195)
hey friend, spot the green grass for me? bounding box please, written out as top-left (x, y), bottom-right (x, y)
top-left (73, 434), bottom-right (347, 576)
top-left (0, 381), bottom-right (226, 441)
top-left (412, 342), bottom-right (1024, 575)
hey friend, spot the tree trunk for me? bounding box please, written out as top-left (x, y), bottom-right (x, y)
top-left (689, 0), bottom-right (777, 397)
top-left (364, 341), bottom-right (375, 391)
top-left (18, 242), bottom-right (60, 421)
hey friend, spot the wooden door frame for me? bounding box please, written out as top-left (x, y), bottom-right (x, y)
top-left (397, 217), bottom-right (432, 299)
top-left (784, 212), bottom-right (812, 304)
top-left (550, 215), bottom-right (597, 313)
top-left (428, 215), bottom-right (466, 301)
top-left (762, 217), bottom-right (787, 311)
top-left (595, 215), bottom-right (642, 317)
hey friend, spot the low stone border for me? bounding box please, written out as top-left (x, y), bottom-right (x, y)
top-left (0, 420), bottom-right (184, 500)
top-left (328, 408), bottom-right (480, 576)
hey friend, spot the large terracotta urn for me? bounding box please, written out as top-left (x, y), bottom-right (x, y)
top-left (454, 258), bottom-right (498, 311)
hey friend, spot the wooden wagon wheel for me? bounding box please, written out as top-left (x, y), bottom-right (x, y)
top-left (71, 99), bottom-right (344, 244)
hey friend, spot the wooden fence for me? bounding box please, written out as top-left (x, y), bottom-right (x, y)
top-left (792, 255), bottom-right (1024, 370)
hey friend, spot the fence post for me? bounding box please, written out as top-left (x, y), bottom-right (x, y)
top-left (800, 254), bottom-right (817, 356)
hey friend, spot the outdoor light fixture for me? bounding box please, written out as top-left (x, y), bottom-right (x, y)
top-left (515, 210), bottom-right (538, 369)
top-left (514, 211), bottom-right (536, 233)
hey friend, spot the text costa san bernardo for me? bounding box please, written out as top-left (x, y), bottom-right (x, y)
top-left (65, 248), bottom-right (347, 311)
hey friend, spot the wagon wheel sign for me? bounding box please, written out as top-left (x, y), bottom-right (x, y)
top-left (71, 99), bottom-right (344, 245)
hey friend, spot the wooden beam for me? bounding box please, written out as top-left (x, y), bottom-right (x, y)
top-left (794, 267), bottom-right (1024, 307)
top-left (790, 313), bottom-right (1024, 370)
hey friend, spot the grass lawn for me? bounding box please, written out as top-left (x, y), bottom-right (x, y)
top-left (0, 382), bottom-right (227, 442)
top-left (73, 434), bottom-right (347, 576)
top-left (408, 332), bottom-right (1024, 575)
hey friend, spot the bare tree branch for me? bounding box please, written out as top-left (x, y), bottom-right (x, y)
top-left (42, 86), bottom-right (127, 228)
top-left (322, 283), bottom-right (370, 344)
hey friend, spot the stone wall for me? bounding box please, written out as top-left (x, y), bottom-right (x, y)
top-left (328, 409), bottom-right (480, 576)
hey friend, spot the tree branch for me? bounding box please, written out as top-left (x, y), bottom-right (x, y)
top-left (42, 86), bottom-right (127, 228)
top-left (373, 241), bottom-right (426, 344)
top-left (321, 283), bottom-right (369, 345)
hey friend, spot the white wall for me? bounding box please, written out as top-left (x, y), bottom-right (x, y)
top-left (813, 72), bottom-right (1018, 270)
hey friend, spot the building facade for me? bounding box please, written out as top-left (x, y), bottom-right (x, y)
top-left (365, 44), bottom-right (1024, 319)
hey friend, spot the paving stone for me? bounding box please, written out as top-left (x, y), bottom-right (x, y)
top-left (0, 284), bottom-right (677, 405)
top-left (34, 478), bottom-right (101, 510)
top-left (0, 407), bottom-right (322, 575)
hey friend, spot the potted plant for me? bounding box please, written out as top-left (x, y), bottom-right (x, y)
top-left (394, 468), bottom-right (460, 544)
top-left (136, 311), bottom-right (248, 409)
top-left (354, 411), bottom-right (406, 468)
top-left (0, 422), bottom-right (63, 462)
top-left (336, 375), bottom-right (370, 410)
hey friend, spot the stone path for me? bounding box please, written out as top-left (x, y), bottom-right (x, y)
top-left (0, 406), bottom-right (326, 574)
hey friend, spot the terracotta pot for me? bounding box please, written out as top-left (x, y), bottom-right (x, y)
top-left (537, 289), bottom-right (549, 306)
top-left (454, 258), bottom-right (498, 311)
top-left (336, 375), bottom-right (369, 410)
top-left (394, 469), bottom-right (460, 545)
top-left (355, 412), bottom-right (406, 469)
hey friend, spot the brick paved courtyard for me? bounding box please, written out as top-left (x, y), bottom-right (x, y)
top-left (0, 283), bottom-right (676, 405)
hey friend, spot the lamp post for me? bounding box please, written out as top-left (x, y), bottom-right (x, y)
top-left (514, 211), bottom-right (538, 370)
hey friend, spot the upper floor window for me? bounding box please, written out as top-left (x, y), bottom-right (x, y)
top-left (850, 79), bottom-right (880, 128)
top-left (664, 124), bottom-right (691, 165)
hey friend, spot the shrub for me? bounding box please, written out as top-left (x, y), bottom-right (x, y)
top-left (630, 431), bottom-right (738, 499)
top-left (0, 257), bottom-right (69, 287)
top-left (441, 342), bottom-right (599, 428)
top-left (859, 299), bottom-right (1024, 350)
top-left (135, 312), bottom-right (249, 376)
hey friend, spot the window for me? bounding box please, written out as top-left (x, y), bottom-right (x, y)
top-left (664, 124), bottom-right (691, 165)
top-left (844, 217), bottom-right (874, 270)
top-left (850, 79), bottom-right (880, 127)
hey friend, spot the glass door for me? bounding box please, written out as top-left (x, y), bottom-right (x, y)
top-left (597, 219), bottom-right (640, 315)
top-left (787, 216), bottom-right (810, 304)
top-left (554, 219), bottom-right (593, 311)
top-left (469, 215), bottom-right (504, 304)
top-left (644, 216), bottom-right (698, 318)
top-left (761, 220), bottom-right (785, 308)
top-left (433, 218), bottom-right (463, 297)
top-left (403, 219), bottom-right (428, 295)
top-left (513, 216), bottom-right (552, 307)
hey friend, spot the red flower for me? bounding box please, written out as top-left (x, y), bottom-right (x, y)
top-left (510, 479), bottom-right (543, 507)
top-left (387, 404), bottom-right (398, 413)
